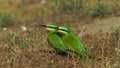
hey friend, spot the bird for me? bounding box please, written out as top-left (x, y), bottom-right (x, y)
top-left (40, 24), bottom-right (68, 55)
top-left (57, 25), bottom-right (87, 57)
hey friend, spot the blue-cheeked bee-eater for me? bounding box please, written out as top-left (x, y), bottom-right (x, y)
top-left (57, 25), bottom-right (87, 57)
top-left (40, 24), bottom-right (68, 55)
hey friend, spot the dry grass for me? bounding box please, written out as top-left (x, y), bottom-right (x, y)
top-left (0, 26), bottom-right (120, 68)
top-left (0, 0), bottom-right (120, 68)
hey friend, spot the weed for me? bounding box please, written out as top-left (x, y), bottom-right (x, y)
top-left (84, 44), bottom-right (94, 60)
top-left (115, 26), bottom-right (120, 40)
top-left (5, 49), bottom-right (18, 68)
top-left (9, 31), bottom-right (20, 45)
top-left (28, 28), bottom-right (35, 36)
top-left (115, 48), bottom-right (120, 67)
top-left (115, 48), bottom-right (120, 60)
top-left (10, 50), bottom-right (18, 66)
top-left (6, 60), bottom-right (11, 68)
top-left (22, 37), bottom-right (31, 48)
top-left (0, 9), bottom-right (17, 27)
top-left (0, 5), bottom-right (23, 27)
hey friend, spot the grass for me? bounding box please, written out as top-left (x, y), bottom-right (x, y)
top-left (40, 0), bottom-right (120, 17)
top-left (37, 0), bottom-right (120, 24)
top-left (82, 0), bottom-right (116, 16)
top-left (0, 22), bottom-right (120, 68)
top-left (9, 31), bottom-right (20, 45)
top-left (0, 0), bottom-right (120, 68)
top-left (0, 9), bottom-right (16, 27)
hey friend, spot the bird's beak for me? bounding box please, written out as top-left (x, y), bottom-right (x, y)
top-left (40, 24), bottom-right (47, 27)
top-left (40, 24), bottom-right (52, 31)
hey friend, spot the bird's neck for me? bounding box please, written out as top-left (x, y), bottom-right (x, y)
top-left (58, 32), bottom-right (64, 37)
top-left (48, 31), bottom-right (56, 35)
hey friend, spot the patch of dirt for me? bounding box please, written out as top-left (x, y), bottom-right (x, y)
top-left (76, 17), bottom-right (120, 36)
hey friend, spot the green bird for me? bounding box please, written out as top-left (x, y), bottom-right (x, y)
top-left (57, 25), bottom-right (86, 56)
top-left (40, 24), bottom-right (68, 55)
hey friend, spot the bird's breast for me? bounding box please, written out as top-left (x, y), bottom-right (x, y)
top-left (58, 32), bottom-right (64, 37)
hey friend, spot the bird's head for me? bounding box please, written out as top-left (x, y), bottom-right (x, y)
top-left (40, 24), bottom-right (58, 32)
top-left (57, 26), bottom-right (70, 36)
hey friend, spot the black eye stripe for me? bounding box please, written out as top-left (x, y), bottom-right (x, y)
top-left (47, 26), bottom-right (68, 32)
top-left (59, 29), bottom-right (68, 32)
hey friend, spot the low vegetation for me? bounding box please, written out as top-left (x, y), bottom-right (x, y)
top-left (0, 0), bottom-right (120, 68)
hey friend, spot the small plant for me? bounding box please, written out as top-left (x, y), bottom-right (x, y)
top-left (9, 31), bottom-right (20, 45)
top-left (5, 49), bottom-right (18, 68)
top-left (115, 26), bottom-right (120, 40)
top-left (114, 48), bottom-right (120, 67)
top-left (22, 37), bottom-right (31, 47)
top-left (115, 48), bottom-right (120, 60)
top-left (0, 9), bottom-right (19, 27)
top-left (28, 28), bottom-right (35, 36)
top-left (10, 50), bottom-right (18, 65)
top-left (83, 44), bottom-right (94, 61)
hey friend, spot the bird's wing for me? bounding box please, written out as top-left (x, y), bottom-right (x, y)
top-left (47, 33), bottom-right (67, 52)
top-left (63, 34), bottom-right (86, 55)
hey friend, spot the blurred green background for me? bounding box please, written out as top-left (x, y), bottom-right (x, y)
top-left (0, 0), bottom-right (120, 27)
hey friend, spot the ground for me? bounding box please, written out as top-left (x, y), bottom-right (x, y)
top-left (0, 15), bottom-right (120, 68)
top-left (0, 0), bottom-right (120, 68)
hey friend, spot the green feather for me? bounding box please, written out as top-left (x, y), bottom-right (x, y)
top-left (47, 31), bottom-right (68, 53)
top-left (42, 24), bottom-right (68, 54)
top-left (62, 33), bottom-right (86, 55)
top-left (58, 26), bottom-right (86, 56)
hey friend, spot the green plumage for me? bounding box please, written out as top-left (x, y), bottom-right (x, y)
top-left (58, 26), bottom-right (86, 56)
top-left (47, 31), bottom-right (68, 53)
top-left (41, 24), bottom-right (68, 54)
